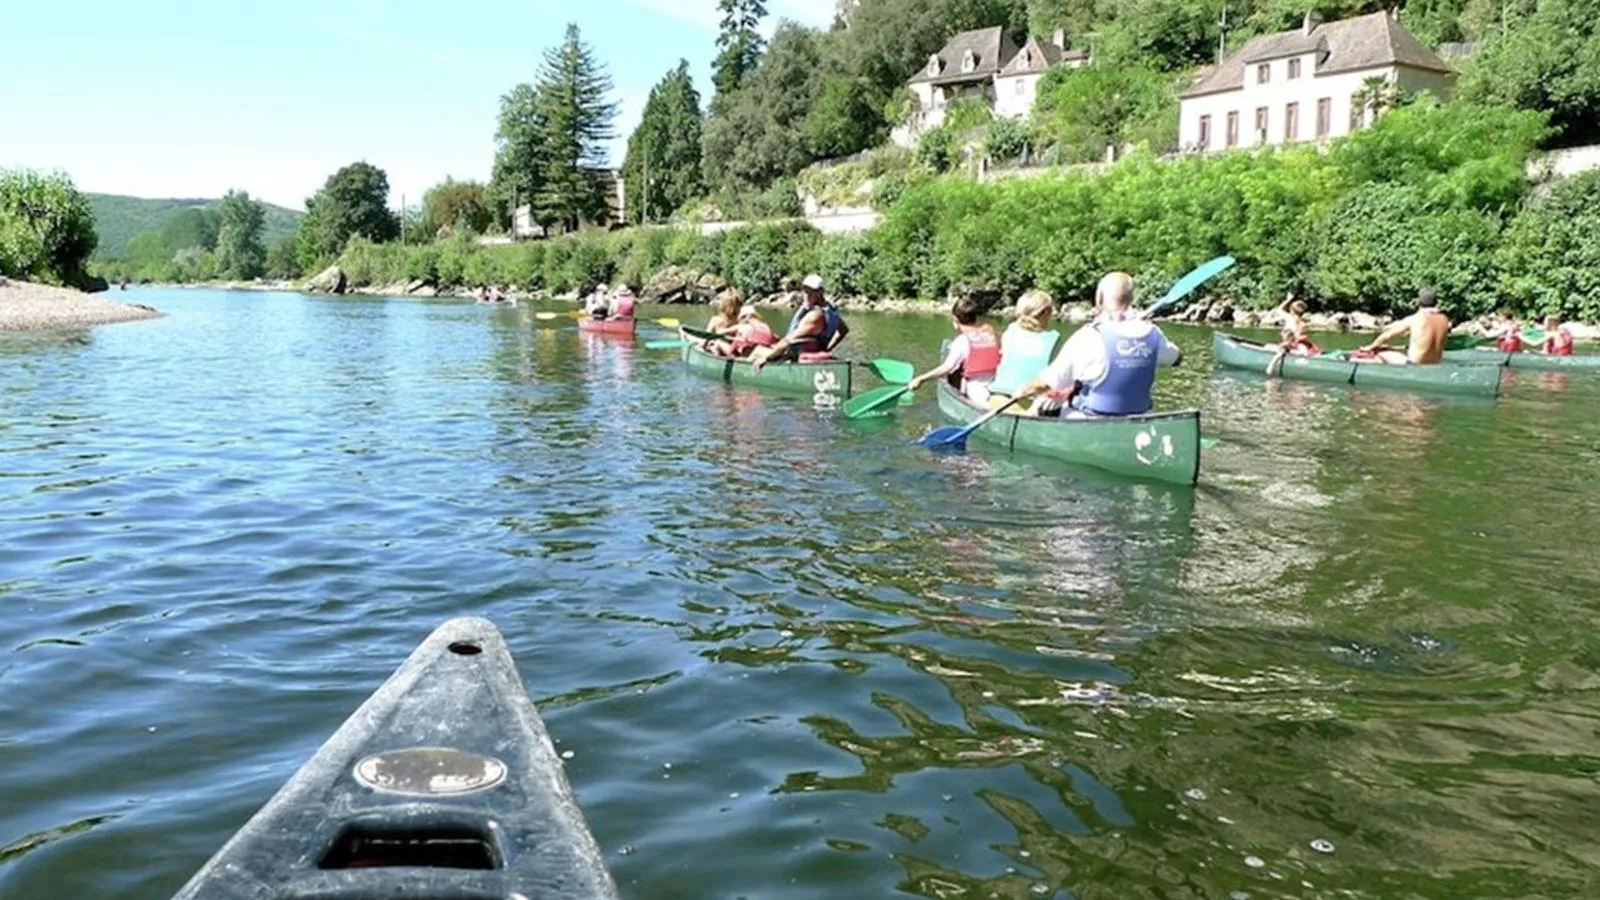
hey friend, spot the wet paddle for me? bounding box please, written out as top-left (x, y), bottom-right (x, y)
top-left (843, 384), bottom-right (913, 419)
top-left (870, 358), bottom-right (916, 385)
top-left (1140, 255), bottom-right (1237, 321)
top-left (917, 395), bottom-right (1026, 452)
top-left (645, 339), bottom-right (691, 350)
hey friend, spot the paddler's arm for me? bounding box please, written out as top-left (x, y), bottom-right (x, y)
top-left (1362, 316), bottom-right (1412, 352)
top-left (826, 318), bottom-right (850, 351)
top-left (751, 310), bottom-right (821, 372)
top-left (908, 343), bottom-right (963, 391)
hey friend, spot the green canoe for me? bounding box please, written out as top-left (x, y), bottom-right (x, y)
top-left (1213, 333), bottom-right (1502, 398)
top-left (935, 382), bottom-right (1201, 485)
top-left (1442, 348), bottom-right (1600, 372)
top-left (681, 343), bottom-right (855, 405)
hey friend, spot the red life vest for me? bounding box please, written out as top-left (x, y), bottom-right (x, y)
top-left (959, 324), bottom-right (1000, 379)
top-left (1498, 331), bottom-right (1523, 352)
top-left (1545, 328), bottom-right (1574, 356)
top-left (612, 295), bottom-right (636, 319)
top-left (729, 320), bottom-right (775, 355)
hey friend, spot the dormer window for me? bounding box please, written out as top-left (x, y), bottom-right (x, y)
top-left (1022, 49), bottom-right (1033, 67)
top-left (962, 50), bottom-right (978, 73)
top-left (927, 54), bottom-right (940, 77)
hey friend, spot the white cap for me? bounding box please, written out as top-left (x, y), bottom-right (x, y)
top-left (738, 304), bottom-right (759, 318)
top-left (802, 274), bottom-right (825, 291)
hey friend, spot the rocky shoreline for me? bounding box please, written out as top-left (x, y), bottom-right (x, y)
top-left (148, 269), bottom-right (1595, 342)
top-left (0, 277), bottom-right (162, 332)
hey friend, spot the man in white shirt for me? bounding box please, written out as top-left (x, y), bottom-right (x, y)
top-left (1015, 272), bottom-right (1182, 416)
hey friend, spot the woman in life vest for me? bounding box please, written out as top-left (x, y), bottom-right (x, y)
top-left (907, 297), bottom-right (1001, 403)
top-left (1265, 295), bottom-right (1321, 375)
top-left (1540, 315), bottom-right (1575, 356)
top-left (609, 286), bottom-right (637, 320)
top-left (987, 290), bottom-right (1061, 411)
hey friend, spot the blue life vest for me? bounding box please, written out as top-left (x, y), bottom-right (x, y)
top-left (789, 303), bottom-right (841, 351)
top-left (989, 328), bottom-right (1061, 395)
top-left (1073, 323), bottom-right (1164, 415)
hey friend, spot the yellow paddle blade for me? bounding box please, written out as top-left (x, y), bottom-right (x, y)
top-left (656, 318), bottom-right (681, 329)
top-left (534, 312), bottom-right (559, 321)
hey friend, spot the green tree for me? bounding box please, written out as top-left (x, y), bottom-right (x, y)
top-left (0, 168), bottom-right (98, 287)
top-left (1032, 65), bottom-right (1178, 162)
top-left (159, 207), bottom-right (219, 254)
top-left (265, 233), bottom-right (301, 279)
top-left (702, 23), bottom-right (826, 193)
top-left (297, 162), bottom-right (398, 270)
top-left (713, 0), bottom-right (767, 99)
top-left (1498, 171), bottom-right (1600, 319)
top-left (214, 189), bottom-right (266, 280)
top-left (531, 24), bottom-right (619, 232)
top-left (423, 179), bottom-right (494, 236)
top-left (621, 61), bottom-right (705, 224)
top-left (805, 76), bottom-right (886, 159)
top-left (489, 83), bottom-right (545, 228)
top-left (1458, 0), bottom-right (1600, 147)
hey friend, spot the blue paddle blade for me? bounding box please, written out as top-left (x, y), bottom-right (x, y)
top-left (1146, 255), bottom-right (1237, 318)
top-left (914, 425), bottom-right (970, 450)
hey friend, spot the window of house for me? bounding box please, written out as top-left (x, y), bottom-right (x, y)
top-left (1316, 98), bottom-right (1331, 138)
top-left (1284, 102), bottom-right (1299, 142)
top-left (1288, 58), bottom-right (1302, 79)
top-left (1350, 104), bottom-right (1365, 131)
top-left (1226, 111), bottom-right (1239, 148)
top-left (927, 55), bottom-right (940, 77)
top-left (1254, 106), bottom-right (1269, 142)
top-left (962, 50), bottom-right (977, 73)
top-left (1198, 115), bottom-right (1212, 150)
top-left (1257, 64), bottom-right (1270, 84)
top-left (1015, 78), bottom-right (1026, 95)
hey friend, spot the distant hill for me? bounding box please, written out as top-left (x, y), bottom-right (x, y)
top-left (88, 193), bottom-right (303, 259)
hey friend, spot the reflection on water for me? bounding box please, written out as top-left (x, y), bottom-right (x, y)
top-left (2, 291), bottom-right (1599, 899)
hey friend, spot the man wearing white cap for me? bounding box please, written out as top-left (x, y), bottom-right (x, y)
top-left (751, 273), bottom-right (850, 372)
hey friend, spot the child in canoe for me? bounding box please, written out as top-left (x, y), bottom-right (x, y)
top-left (725, 306), bottom-right (776, 357)
top-left (1540, 316), bottom-right (1575, 356)
top-left (907, 297), bottom-right (1001, 403)
top-left (986, 290), bottom-right (1061, 411)
top-left (706, 289), bottom-right (742, 335)
top-left (1265, 295), bottom-right (1321, 375)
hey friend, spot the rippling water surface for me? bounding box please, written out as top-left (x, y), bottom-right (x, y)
top-left (4, 289), bottom-right (1600, 899)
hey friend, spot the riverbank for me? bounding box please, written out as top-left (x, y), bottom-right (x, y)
top-left (0, 278), bottom-right (162, 332)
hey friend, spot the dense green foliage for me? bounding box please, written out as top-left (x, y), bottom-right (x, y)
top-left (422, 179), bottom-right (494, 237)
top-left (86, 193), bottom-right (299, 259)
top-left (1498, 171), bottom-right (1600, 319)
top-left (1032, 65), bottom-right (1178, 162)
top-left (214, 190), bottom-right (267, 280)
top-left (1457, 0), bottom-right (1600, 147)
top-left (0, 169), bottom-right (98, 287)
top-left (712, 0), bottom-right (767, 98)
top-left (701, 24), bottom-right (826, 194)
top-left (297, 162), bottom-right (399, 271)
top-left (621, 62), bottom-right (705, 224)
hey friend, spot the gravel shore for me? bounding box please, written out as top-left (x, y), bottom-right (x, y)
top-left (0, 278), bottom-right (162, 332)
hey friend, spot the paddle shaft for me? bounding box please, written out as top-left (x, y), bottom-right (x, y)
top-left (947, 394), bottom-right (1026, 444)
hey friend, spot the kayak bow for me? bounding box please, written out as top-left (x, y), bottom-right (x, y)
top-left (174, 618), bottom-right (617, 900)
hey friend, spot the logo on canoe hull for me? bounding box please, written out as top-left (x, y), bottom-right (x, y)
top-left (354, 747), bottom-right (508, 796)
top-left (1133, 429), bottom-right (1176, 466)
top-left (813, 371), bottom-right (842, 409)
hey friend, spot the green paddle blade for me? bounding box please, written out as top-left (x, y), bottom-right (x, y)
top-left (870, 359), bottom-right (915, 384)
top-left (645, 339), bottom-right (690, 350)
top-left (843, 384), bottom-right (912, 419)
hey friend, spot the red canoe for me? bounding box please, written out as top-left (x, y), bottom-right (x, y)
top-left (577, 317), bottom-right (637, 337)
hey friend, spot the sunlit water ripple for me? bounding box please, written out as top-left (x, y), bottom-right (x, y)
top-left (3, 289), bottom-right (1599, 899)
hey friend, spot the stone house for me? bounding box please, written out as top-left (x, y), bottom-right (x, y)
top-left (894, 27), bottom-right (1089, 147)
top-left (1178, 11), bottom-right (1453, 153)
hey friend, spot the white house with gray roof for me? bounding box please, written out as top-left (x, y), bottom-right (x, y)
top-left (893, 26), bottom-right (1088, 147)
top-left (1178, 11), bottom-right (1453, 153)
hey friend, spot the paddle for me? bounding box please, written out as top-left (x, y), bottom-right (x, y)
top-left (870, 358), bottom-right (916, 385)
top-left (917, 395), bottom-right (1026, 452)
top-left (843, 384), bottom-right (913, 419)
top-left (681, 325), bottom-right (722, 342)
top-left (645, 339), bottom-right (691, 350)
top-left (656, 317), bottom-right (681, 329)
top-left (1140, 255), bottom-right (1238, 321)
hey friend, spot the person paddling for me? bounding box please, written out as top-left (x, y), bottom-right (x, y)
top-left (609, 286), bottom-right (637, 320)
top-left (987, 290), bottom-right (1061, 409)
top-left (750, 274), bottom-right (849, 372)
top-left (1013, 272), bottom-right (1182, 416)
top-left (1265, 294), bottom-right (1321, 375)
top-left (1539, 315), bottom-right (1575, 356)
top-left (906, 297), bottom-right (1001, 403)
top-left (1359, 289), bottom-right (1450, 365)
top-left (723, 305), bottom-right (777, 358)
top-left (584, 284), bottom-right (611, 320)
top-left (1490, 311), bottom-right (1525, 352)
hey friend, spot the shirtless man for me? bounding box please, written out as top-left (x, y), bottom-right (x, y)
top-left (1360, 289), bottom-right (1451, 365)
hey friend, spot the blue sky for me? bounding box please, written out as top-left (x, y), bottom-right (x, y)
top-left (0, 0), bottom-right (834, 210)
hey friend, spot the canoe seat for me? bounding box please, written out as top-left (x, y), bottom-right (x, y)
top-left (798, 352), bottom-right (835, 363)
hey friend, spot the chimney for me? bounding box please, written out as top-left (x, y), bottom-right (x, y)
top-left (1302, 10), bottom-right (1323, 34)
top-left (1052, 28), bottom-right (1066, 50)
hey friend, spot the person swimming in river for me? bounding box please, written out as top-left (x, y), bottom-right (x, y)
top-left (1265, 293), bottom-right (1322, 375)
top-left (906, 297), bottom-right (1001, 404)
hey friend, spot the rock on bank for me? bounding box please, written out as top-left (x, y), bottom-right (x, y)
top-left (0, 277), bottom-right (162, 332)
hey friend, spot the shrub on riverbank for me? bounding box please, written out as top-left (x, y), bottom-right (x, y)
top-left (0, 169), bottom-right (98, 289)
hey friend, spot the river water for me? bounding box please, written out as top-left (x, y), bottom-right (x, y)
top-left (3, 289), bottom-right (1599, 899)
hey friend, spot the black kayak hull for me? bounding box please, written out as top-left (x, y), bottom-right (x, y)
top-left (173, 617), bottom-right (617, 899)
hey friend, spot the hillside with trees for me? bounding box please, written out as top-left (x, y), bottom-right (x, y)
top-left (87, 194), bottom-right (300, 259)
